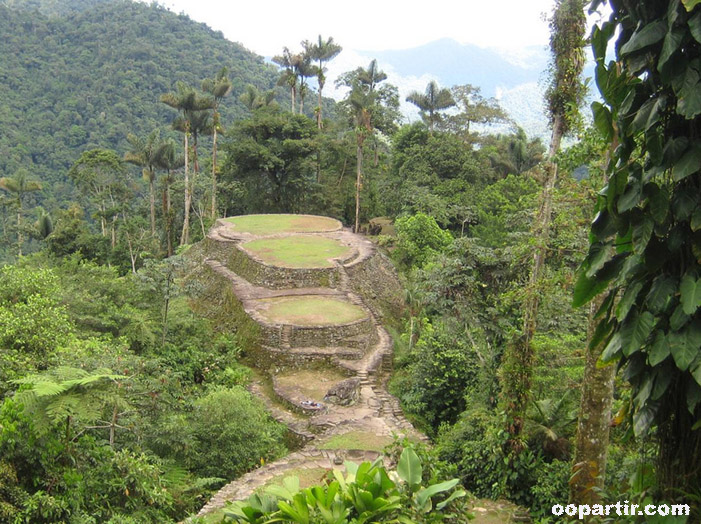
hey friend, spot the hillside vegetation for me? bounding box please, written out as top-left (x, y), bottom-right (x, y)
top-left (0, 0), bottom-right (278, 200)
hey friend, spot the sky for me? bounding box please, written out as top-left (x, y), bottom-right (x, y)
top-left (153, 0), bottom-right (609, 136)
top-left (156, 0), bottom-right (557, 57)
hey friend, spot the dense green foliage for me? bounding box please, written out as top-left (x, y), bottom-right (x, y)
top-left (575, 0), bottom-right (701, 501)
top-left (0, 0), bottom-right (278, 207)
top-left (5, 0), bottom-right (696, 520)
top-left (0, 258), bottom-right (287, 522)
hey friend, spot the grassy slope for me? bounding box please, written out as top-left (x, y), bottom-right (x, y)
top-left (0, 0), bottom-right (279, 203)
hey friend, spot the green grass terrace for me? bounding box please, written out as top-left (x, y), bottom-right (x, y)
top-left (256, 296), bottom-right (367, 326)
top-left (223, 214), bottom-right (342, 235)
top-left (241, 236), bottom-right (351, 268)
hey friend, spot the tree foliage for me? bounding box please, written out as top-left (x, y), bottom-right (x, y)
top-left (574, 0), bottom-right (701, 498)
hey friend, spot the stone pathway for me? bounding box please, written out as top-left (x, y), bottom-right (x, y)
top-left (193, 218), bottom-right (424, 519)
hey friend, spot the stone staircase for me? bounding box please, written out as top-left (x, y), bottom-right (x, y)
top-left (190, 217), bottom-right (423, 520)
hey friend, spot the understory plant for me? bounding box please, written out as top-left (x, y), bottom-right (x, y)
top-left (220, 446), bottom-right (472, 523)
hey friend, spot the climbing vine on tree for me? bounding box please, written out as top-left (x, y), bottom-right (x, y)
top-left (575, 0), bottom-right (701, 499)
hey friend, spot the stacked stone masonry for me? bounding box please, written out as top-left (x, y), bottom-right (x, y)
top-left (189, 215), bottom-right (424, 521)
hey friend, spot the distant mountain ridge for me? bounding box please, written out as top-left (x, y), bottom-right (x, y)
top-left (360, 38), bottom-right (549, 98)
top-left (356, 38), bottom-right (595, 140)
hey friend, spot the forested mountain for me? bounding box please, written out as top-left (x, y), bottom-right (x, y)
top-left (0, 0), bottom-right (279, 203)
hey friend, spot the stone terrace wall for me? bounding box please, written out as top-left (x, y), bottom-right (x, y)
top-left (288, 317), bottom-right (375, 348)
top-left (227, 246), bottom-right (340, 289)
top-left (345, 250), bottom-right (404, 322)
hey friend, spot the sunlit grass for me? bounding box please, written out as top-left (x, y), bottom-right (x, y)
top-left (224, 214), bottom-right (341, 235)
top-left (243, 236), bottom-right (350, 268)
top-left (257, 296), bottom-right (367, 326)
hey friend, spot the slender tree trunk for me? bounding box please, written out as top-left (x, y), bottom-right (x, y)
top-left (166, 177), bottom-right (173, 256)
top-left (180, 133), bottom-right (190, 246)
top-left (548, 113), bottom-right (565, 159)
top-left (354, 139), bottom-right (363, 234)
top-left (570, 146), bottom-right (616, 512)
top-left (569, 296), bottom-right (615, 511)
top-left (109, 405), bottom-right (118, 447)
top-left (317, 81), bottom-right (323, 129)
top-left (16, 207), bottom-right (22, 257)
top-left (290, 87), bottom-right (296, 114)
top-left (100, 203), bottom-right (106, 237)
top-left (149, 173), bottom-right (156, 236)
top-left (501, 154), bottom-right (559, 451)
top-left (211, 118), bottom-right (218, 220)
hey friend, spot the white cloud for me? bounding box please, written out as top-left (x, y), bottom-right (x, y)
top-left (155, 0), bottom-right (556, 57)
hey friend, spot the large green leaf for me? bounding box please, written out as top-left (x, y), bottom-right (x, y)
top-left (601, 332), bottom-right (622, 362)
top-left (692, 362), bottom-right (701, 387)
top-left (649, 331), bottom-right (671, 366)
top-left (634, 373), bottom-right (655, 408)
top-left (672, 142), bottom-right (701, 180)
top-left (618, 179), bottom-right (642, 212)
top-left (647, 185), bottom-right (669, 223)
top-left (632, 217), bottom-right (654, 255)
top-left (573, 255), bottom-right (625, 307)
top-left (592, 101), bottom-right (614, 140)
top-left (680, 273), bottom-right (701, 314)
top-left (669, 321), bottom-right (701, 370)
top-left (689, 9), bottom-right (701, 41)
top-left (633, 405), bottom-right (656, 437)
top-left (659, 29), bottom-right (684, 72)
top-left (646, 274), bottom-right (676, 313)
top-left (676, 62), bottom-right (701, 118)
top-left (617, 281), bottom-right (644, 320)
top-left (687, 380), bottom-right (701, 414)
top-left (397, 448), bottom-right (422, 488)
top-left (620, 311), bottom-right (656, 357)
top-left (585, 243), bottom-right (612, 278)
top-left (620, 20), bottom-right (667, 55)
top-left (415, 479), bottom-right (460, 512)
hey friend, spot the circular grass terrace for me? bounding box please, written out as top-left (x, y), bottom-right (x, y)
top-left (223, 214), bottom-right (342, 235)
top-left (241, 236), bottom-right (351, 268)
top-left (256, 296), bottom-right (367, 326)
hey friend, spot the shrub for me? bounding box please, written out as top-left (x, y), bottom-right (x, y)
top-left (393, 213), bottom-right (452, 269)
top-left (186, 387), bottom-right (287, 479)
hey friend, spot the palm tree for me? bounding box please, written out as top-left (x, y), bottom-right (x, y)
top-left (295, 50), bottom-right (316, 115)
top-left (357, 59), bottom-right (387, 93)
top-left (0, 169), bottom-right (42, 256)
top-left (348, 84), bottom-right (374, 234)
top-left (202, 68), bottom-right (232, 220)
top-left (161, 82), bottom-right (214, 245)
top-left (124, 129), bottom-right (162, 236)
top-left (239, 84), bottom-right (277, 112)
top-left (306, 35), bottom-right (342, 128)
top-left (155, 139), bottom-right (184, 257)
top-left (272, 48), bottom-right (299, 113)
top-left (406, 81), bottom-right (456, 133)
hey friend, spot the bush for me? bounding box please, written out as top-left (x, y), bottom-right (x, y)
top-left (393, 321), bottom-right (479, 432)
top-left (186, 387), bottom-right (287, 479)
top-left (393, 213), bottom-right (452, 269)
top-left (529, 459), bottom-right (570, 519)
top-left (436, 408), bottom-right (505, 500)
